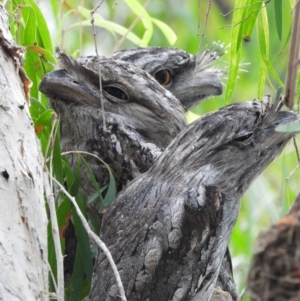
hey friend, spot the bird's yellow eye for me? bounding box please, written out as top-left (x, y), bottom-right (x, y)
top-left (103, 86), bottom-right (128, 101)
top-left (153, 69), bottom-right (172, 86)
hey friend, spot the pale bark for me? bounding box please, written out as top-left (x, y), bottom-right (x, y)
top-left (0, 5), bottom-right (48, 301)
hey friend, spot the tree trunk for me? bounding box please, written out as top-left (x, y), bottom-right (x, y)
top-left (0, 5), bottom-right (48, 301)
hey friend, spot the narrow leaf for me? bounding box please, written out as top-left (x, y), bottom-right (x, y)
top-left (76, 7), bottom-right (143, 46)
top-left (24, 0), bottom-right (54, 57)
top-left (72, 204), bottom-right (93, 286)
top-left (242, 0), bottom-right (263, 43)
top-left (22, 5), bottom-right (36, 46)
top-left (257, 4), bottom-right (269, 58)
top-left (124, 0), bottom-right (153, 45)
top-left (274, 0), bottom-right (283, 40)
top-left (225, 0), bottom-right (244, 104)
top-left (262, 57), bottom-right (284, 86)
top-left (151, 17), bottom-right (177, 45)
top-left (257, 58), bottom-right (267, 99)
top-left (102, 168), bottom-right (116, 207)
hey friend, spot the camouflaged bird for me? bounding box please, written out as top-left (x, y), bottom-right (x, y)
top-left (39, 49), bottom-right (186, 195)
top-left (90, 94), bottom-right (299, 301)
top-left (77, 45), bottom-right (224, 110)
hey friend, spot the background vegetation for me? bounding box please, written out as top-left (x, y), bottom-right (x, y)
top-left (6, 0), bottom-right (300, 300)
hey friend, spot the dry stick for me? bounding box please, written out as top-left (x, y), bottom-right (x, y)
top-left (52, 177), bottom-right (127, 301)
top-left (284, 0), bottom-right (300, 109)
top-left (90, 1), bottom-right (106, 130)
top-left (44, 171), bottom-right (64, 301)
top-left (111, 0), bottom-right (151, 54)
top-left (44, 119), bottom-right (64, 301)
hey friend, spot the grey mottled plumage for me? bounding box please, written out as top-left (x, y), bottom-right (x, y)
top-left (39, 50), bottom-right (186, 194)
top-left (90, 96), bottom-right (299, 301)
top-left (77, 45), bottom-right (224, 110)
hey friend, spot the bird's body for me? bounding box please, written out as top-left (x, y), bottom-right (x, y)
top-left (77, 46), bottom-right (224, 110)
top-left (90, 96), bottom-right (299, 301)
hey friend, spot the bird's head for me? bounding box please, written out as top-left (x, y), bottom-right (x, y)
top-left (153, 94), bottom-right (299, 196)
top-left (39, 49), bottom-right (186, 149)
top-left (80, 46), bottom-right (224, 110)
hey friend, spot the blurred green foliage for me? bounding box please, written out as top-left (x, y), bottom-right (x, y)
top-left (6, 0), bottom-right (300, 300)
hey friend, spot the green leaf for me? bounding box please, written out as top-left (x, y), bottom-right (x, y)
top-left (257, 58), bottom-right (267, 99)
top-left (34, 109), bottom-right (55, 128)
top-left (151, 17), bottom-right (177, 45)
top-left (24, 0), bottom-right (54, 57)
top-left (68, 156), bottom-right (83, 197)
top-left (102, 169), bottom-right (116, 208)
top-left (52, 125), bottom-right (63, 184)
top-left (225, 0), bottom-right (244, 104)
top-left (257, 4), bottom-right (284, 87)
top-left (76, 7), bottom-right (143, 46)
top-left (276, 122), bottom-right (300, 133)
top-left (241, 0), bottom-right (263, 43)
top-left (257, 4), bottom-right (269, 58)
top-left (30, 97), bottom-right (48, 120)
top-left (124, 0), bottom-right (153, 46)
top-left (68, 246), bottom-right (85, 301)
top-left (274, 0), bottom-right (283, 40)
top-left (80, 157), bottom-right (104, 205)
top-left (56, 198), bottom-right (72, 231)
top-left (24, 51), bottom-right (39, 99)
top-left (262, 57), bottom-right (284, 86)
top-left (72, 202), bottom-right (93, 286)
top-left (236, 0), bottom-right (250, 49)
top-left (22, 5), bottom-right (36, 46)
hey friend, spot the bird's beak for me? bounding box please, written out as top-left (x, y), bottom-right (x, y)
top-left (39, 69), bottom-right (102, 107)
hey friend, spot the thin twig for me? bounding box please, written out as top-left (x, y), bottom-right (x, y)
top-left (90, 1), bottom-right (106, 130)
top-left (43, 119), bottom-right (64, 301)
top-left (52, 177), bottom-right (127, 301)
top-left (44, 170), bottom-right (64, 301)
top-left (293, 137), bottom-right (300, 163)
top-left (284, 0), bottom-right (300, 109)
top-left (47, 261), bottom-right (58, 296)
top-left (111, 0), bottom-right (151, 54)
top-left (62, 150), bottom-right (112, 170)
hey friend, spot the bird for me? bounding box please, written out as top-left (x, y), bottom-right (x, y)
top-left (89, 94), bottom-right (299, 301)
top-left (247, 191), bottom-right (300, 301)
top-left (76, 45), bottom-right (224, 110)
top-left (39, 49), bottom-right (187, 195)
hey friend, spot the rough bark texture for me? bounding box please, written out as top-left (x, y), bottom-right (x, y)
top-left (0, 5), bottom-right (48, 301)
top-left (78, 45), bottom-right (224, 110)
top-left (90, 97), bottom-right (298, 301)
top-left (247, 191), bottom-right (300, 301)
